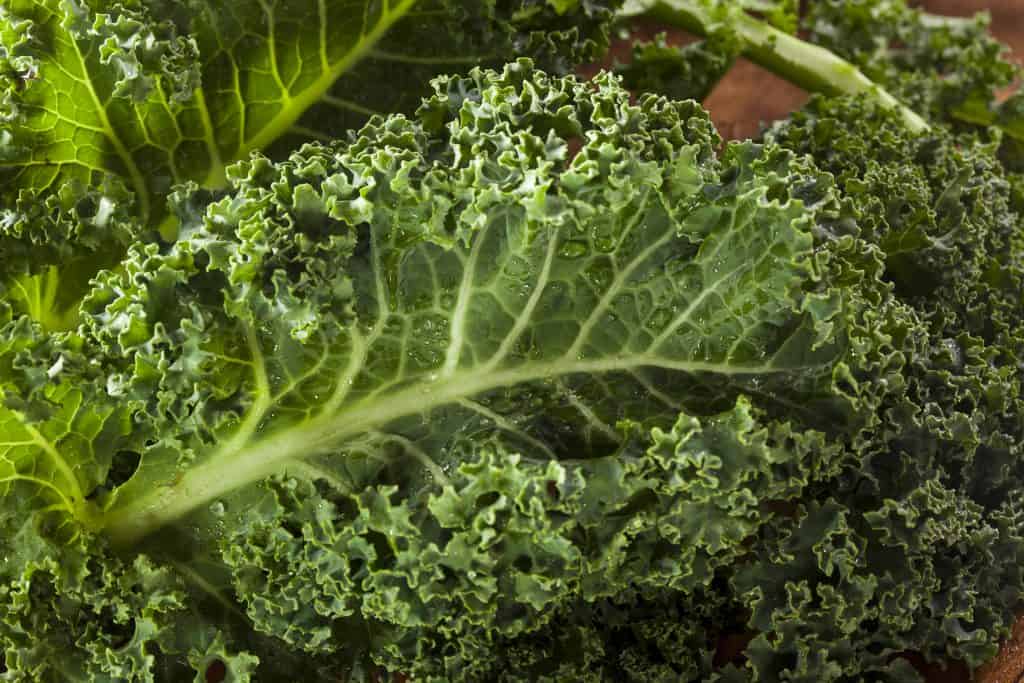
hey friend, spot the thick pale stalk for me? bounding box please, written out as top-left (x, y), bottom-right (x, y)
top-left (620, 0), bottom-right (930, 133)
top-left (99, 355), bottom-right (793, 545)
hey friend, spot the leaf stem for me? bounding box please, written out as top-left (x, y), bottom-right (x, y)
top-left (619, 0), bottom-right (929, 133)
top-left (234, 0), bottom-right (420, 159)
top-left (99, 354), bottom-right (819, 546)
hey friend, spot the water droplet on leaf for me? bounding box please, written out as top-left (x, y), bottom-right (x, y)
top-left (558, 240), bottom-right (588, 259)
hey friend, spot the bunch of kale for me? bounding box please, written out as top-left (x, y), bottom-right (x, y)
top-left (0, 1), bottom-right (1022, 681)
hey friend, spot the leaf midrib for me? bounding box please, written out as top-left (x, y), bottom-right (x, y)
top-left (228, 0), bottom-right (421, 161)
top-left (22, 0), bottom-right (424, 217)
top-left (99, 352), bottom-right (810, 545)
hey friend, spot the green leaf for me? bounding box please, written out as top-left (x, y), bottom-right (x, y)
top-left (0, 0), bottom-right (622, 229)
top-left (219, 396), bottom-right (838, 678)
top-left (0, 0), bottom-right (421, 226)
top-left (803, 0), bottom-right (1017, 130)
top-left (87, 63), bottom-right (840, 546)
top-left (0, 0), bottom-right (623, 328)
top-left (0, 486), bottom-right (187, 683)
top-left (0, 317), bottom-right (137, 530)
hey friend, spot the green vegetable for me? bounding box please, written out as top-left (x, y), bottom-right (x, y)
top-left (0, 0), bottom-right (619, 320)
top-left (0, 1), bottom-right (1022, 681)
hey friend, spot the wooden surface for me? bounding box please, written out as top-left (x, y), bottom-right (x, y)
top-left (978, 615), bottom-right (1024, 683)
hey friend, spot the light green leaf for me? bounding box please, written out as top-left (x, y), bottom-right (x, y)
top-left (0, 0), bottom-right (622, 231)
top-left (0, 0), bottom-right (419, 226)
top-left (0, 318), bottom-right (136, 530)
top-left (0, 0), bottom-right (622, 329)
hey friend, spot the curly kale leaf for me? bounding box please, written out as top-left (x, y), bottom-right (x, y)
top-left (793, 0), bottom-right (1024, 207)
top-left (0, 15), bottom-right (1021, 679)
top-left (221, 397), bottom-right (840, 681)
top-left (87, 61), bottom-right (841, 545)
top-left (743, 94), bottom-right (1024, 681)
top-left (0, 0), bottom-right (622, 329)
top-left (0, 0), bottom-right (620, 214)
top-left (0, 62), bottom-right (851, 679)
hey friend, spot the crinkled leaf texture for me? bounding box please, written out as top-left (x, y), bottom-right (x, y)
top-left (0, 61), bottom-right (848, 680)
top-left (0, 0), bottom-right (621, 327)
top-left (804, 0), bottom-right (1021, 143)
top-left (0, 0), bottom-right (620, 213)
top-left (1, 58), bottom-right (1023, 683)
top-left (94, 57), bottom-right (838, 534)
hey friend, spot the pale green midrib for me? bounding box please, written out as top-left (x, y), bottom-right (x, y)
top-left (441, 220), bottom-right (487, 375)
top-left (231, 0), bottom-right (421, 160)
top-left (194, 88), bottom-right (228, 189)
top-left (99, 353), bottom-right (814, 545)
